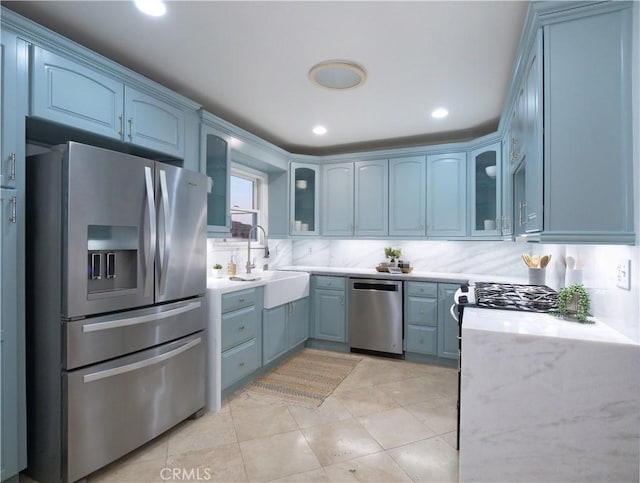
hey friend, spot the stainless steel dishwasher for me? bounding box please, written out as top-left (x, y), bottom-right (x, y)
top-left (348, 278), bottom-right (403, 355)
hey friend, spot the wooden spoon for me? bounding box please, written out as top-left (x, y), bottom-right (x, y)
top-left (540, 254), bottom-right (551, 268)
top-left (522, 253), bottom-right (533, 268)
top-left (531, 255), bottom-right (541, 268)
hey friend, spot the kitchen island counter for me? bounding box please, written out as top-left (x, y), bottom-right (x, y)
top-left (459, 307), bottom-right (639, 482)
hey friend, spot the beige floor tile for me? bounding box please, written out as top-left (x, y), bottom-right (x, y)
top-left (387, 437), bottom-right (459, 483)
top-left (441, 430), bottom-right (458, 450)
top-left (240, 430), bottom-right (321, 482)
top-left (122, 435), bottom-right (169, 466)
top-left (267, 467), bottom-right (331, 483)
top-left (302, 419), bottom-right (383, 466)
top-left (287, 396), bottom-right (353, 429)
top-left (232, 404), bottom-right (298, 442)
top-left (405, 396), bottom-right (458, 435)
top-left (323, 452), bottom-right (413, 482)
top-left (165, 443), bottom-right (247, 482)
top-left (333, 386), bottom-right (399, 417)
top-left (377, 376), bottom-right (449, 406)
top-left (87, 456), bottom-right (166, 482)
top-left (357, 407), bottom-right (436, 449)
top-left (167, 411), bottom-right (237, 456)
top-left (227, 389), bottom-right (289, 411)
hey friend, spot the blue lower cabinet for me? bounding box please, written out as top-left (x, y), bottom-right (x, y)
top-left (405, 325), bottom-right (437, 355)
top-left (221, 338), bottom-right (262, 389)
top-left (221, 288), bottom-right (262, 390)
top-left (437, 284), bottom-right (459, 359)
top-left (263, 298), bottom-right (309, 365)
top-left (312, 286), bottom-right (346, 342)
top-left (262, 305), bottom-right (288, 365)
top-left (288, 298), bottom-right (309, 348)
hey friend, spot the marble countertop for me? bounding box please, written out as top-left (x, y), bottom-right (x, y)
top-left (463, 306), bottom-right (638, 346)
top-left (206, 275), bottom-right (268, 294)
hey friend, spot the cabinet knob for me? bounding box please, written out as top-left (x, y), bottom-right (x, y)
top-left (239, 361), bottom-right (245, 367)
top-left (238, 298), bottom-right (245, 303)
top-left (239, 325), bottom-right (245, 330)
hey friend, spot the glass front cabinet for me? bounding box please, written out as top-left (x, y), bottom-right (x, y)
top-left (290, 163), bottom-right (319, 236)
top-left (200, 123), bottom-right (231, 235)
top-left (470, 142), bottom-right (502, 237)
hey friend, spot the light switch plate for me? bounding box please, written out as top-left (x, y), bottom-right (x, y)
top-left (616, 259), bottom-right (631, 290)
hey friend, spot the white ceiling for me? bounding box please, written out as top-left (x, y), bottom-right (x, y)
top-left (4, 1), bottom-right (528, 155)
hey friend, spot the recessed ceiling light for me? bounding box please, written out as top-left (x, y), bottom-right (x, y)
top-left (431, 108), bottom-right (449, 119)
top-left (135, 0), bottom-right (166, 17)
top-left (313, 126), bottom-right (327, 135)
top-left (309, 60), bottom-right (367, 91)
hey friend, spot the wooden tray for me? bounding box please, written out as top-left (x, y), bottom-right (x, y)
top-left (375, 265), bottom-right (413, 274)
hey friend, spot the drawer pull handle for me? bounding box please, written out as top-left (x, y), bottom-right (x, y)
top-left (239, 325), bottom-right (245, 330)
top-left (239, 362), bottom-right (245, 367)
top-left (238, 298), bottom-right (245, 303)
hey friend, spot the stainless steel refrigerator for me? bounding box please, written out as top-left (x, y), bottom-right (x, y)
top-left (25, 142), bottom-right (207, 482)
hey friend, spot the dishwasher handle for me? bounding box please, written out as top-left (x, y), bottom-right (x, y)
top-left (351, 279), bottom-right (401, 292)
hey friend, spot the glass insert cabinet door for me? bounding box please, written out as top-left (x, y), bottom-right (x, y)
top-left (470, 142), bottom-right (501, 236)
top-left (201, 125), bottom-right (230, 235)
top-left (290, 163), bottom-right (319, 236)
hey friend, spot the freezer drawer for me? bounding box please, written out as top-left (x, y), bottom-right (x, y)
top-left (64, 332), bottom-right (204, 482)
top-left (65, 297), bottom-right (204, 369)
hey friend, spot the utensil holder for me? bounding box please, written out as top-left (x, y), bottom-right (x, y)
top-left (528, 268), bottom-right (546, 286)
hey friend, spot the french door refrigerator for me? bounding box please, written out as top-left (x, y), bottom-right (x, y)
top-left (25, 142), bottom-right (207, 482)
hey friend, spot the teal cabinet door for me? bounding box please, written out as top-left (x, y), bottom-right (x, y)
top-left (470, 143), bottom-right (501, 237)
top-left (405, 325), bottom-right (437, 355)
top-left (30, 46), bottom-right (123, 141)
top-left (426, 153), bottom-right (467, 238)
top-left (200, 122), bottom-right (230, 235)
top-left (321, 163), bottom-right (354, 237)
top-left (313, 289), bottom-right (346, 342)
top-left (501, 130), bottom-right (513, 237)
top-left (290, 163), bottom-right (319, 236)
top-left (542, 8), bottom-right (633, 243)
top-left (124, 86), bottom-right (185, 158)
top-left (263, 305), bottom-right (287, 365)
top-left (389, 156), bottom-right (426, 237)
top-left (437, 284), bottom-right (458, 360)
top-left (288, 298), bottom-right (309, 348)
top-left (1, 187), bottom-right (26, 480)
top-left (406, 296), bottom-right (438, 327)
top-left (354, 160), bottom-right (388, 237)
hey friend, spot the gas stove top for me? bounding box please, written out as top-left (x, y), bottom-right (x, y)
top-left (473, 282), bottom-right (558, 313)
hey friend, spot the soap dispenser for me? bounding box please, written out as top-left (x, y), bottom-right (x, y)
top-left (227, 251), bottom-right (237, 276)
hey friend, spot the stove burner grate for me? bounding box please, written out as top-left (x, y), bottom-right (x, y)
top-left (474, 282), bottom-right (558, 313)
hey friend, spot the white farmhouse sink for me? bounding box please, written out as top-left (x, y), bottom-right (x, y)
top-left (262, 270), bottom-right (310, 309)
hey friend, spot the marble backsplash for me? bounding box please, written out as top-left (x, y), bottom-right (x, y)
top-left (207, 237), bottom-right (639, 343)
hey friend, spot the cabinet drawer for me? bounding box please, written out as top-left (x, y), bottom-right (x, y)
top-left (406, 296), bottom-right (438, 327)
top-left (406, 281), bottom-right (438, 297)
top-left (221, 305), bottom-right (259, 351)
top-left (221, 338), bottom-right (261, 389)
top-left (405, 325), bottom-right (437, 355)
top-left (221, 288), bottom-right (257, 313)
top-left (314, 276), bottom-right (345, 291)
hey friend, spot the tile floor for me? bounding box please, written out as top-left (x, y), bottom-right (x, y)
top-left (80, 351), bottom-right (459, 482)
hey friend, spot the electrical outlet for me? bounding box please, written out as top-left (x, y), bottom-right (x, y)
top-left (616, 259), bottom-right (631, 290)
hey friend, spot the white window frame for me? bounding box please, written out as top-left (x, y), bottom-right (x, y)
top-left (228, 163), bottom-right (268, 245)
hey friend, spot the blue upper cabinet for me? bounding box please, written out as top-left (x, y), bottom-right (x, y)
top-left (541, 6), bottom-right (633, 244)
top-left (426, 152), bottom-right (467, 238)
top-left (30, 46), bottom-right (185, 159)
top-left (321, 163), bottom-right (354, 237)
top-left (389, 156), bottom-right (426, 237)
top-left (470, 143), bottom-right (501, 237)
top-left (124, 86), bottom-right (184, 158)
top-left (30, 46), bottom-right (123, 141)
top-left (200, 121), bottom-right (230, 235)
top-left (354, 160), bottom-right (388, 237)
top-left (290, 163), bottom-right (319, 236)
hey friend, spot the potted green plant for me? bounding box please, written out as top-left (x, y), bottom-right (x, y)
top-left (212, 263), bottom-right (223, 278)
top-left (552, 283), bottom-right (593, 323)
top-left (384, 247), bottom-right (402, 267)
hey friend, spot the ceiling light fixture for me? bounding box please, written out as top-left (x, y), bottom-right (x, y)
top-left (312, 126), bottom-right (327, 135)
top-left (431, 108), bottom-right (449, 119)
top-left (134, 0), bottom-right (167, 17)
top-left (309, 60), bottom-right (367, 91)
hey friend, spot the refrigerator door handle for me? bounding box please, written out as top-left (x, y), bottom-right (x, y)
top-left (81, 300), bottom-right (202, 333)
top-left (144, 166), bottom-right (156, 298)
top-left (82, 337), bottom-right (202, 383)
top-left (158, 169), bottom-right (171, 296)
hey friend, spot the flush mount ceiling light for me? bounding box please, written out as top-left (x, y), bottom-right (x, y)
top-left (135, 0), bottom-right (167, 17)
top-left (309, 60), bottom-right (367, 91)
top-left (312, 126), bottom-right (327, 135)
top-left (431, 108), bottom-right (449, 119)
